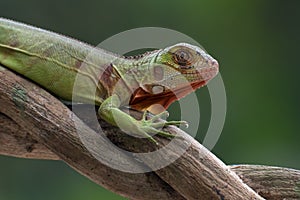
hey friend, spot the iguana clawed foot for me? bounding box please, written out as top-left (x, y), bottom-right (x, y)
top-left (136, 110), bottom-right (188, 144)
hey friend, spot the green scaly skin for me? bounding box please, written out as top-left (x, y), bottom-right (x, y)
top-left (0, 18), bottom-right (219, 144)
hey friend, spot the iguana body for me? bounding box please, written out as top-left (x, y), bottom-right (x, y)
top-left (0, 18), bottom-right (219, 144)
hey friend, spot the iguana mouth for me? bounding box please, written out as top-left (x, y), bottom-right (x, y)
top-left (129, 80), bottom-right (206, 114)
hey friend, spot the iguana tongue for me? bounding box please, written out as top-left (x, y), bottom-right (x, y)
top-left (129, 81), bottom-right (206, 114)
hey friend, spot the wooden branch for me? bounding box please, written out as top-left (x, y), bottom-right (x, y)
top-left (2, 66), bottom-right (295, 199)
top-left (0, 113), bottom-right (59, 160)
top-left (231, 165), bottom-right (300, 200)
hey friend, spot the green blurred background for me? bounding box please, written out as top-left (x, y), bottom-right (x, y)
top-left (0, 0), bottom-right (299, 199)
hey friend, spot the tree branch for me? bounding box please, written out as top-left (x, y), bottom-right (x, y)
top-left (1, 66), bottom-right (296, 200)
top-left (231, 165), bottom-right (300, 200)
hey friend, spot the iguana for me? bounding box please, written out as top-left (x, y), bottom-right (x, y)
top-left (0, 18), bottom-right (219, 144)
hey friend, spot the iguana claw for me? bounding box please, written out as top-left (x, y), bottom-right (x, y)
top-left (140, 110), bottom-right (188, 144)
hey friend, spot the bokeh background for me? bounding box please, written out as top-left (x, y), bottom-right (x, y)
top-left (0, 0), bottom-right (299, 199)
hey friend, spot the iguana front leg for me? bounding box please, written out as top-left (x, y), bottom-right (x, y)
top-left (99, 94), bottom-right (186, 144)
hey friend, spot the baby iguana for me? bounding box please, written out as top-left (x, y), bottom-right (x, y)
top-left (0, 18), bottom-right (219, 144)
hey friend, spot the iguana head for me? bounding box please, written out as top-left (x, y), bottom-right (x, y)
top-left (129, 43), bottom-right (219, 114)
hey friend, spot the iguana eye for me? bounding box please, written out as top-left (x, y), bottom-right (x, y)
top-left (173, 49), bottom-right (192, 67)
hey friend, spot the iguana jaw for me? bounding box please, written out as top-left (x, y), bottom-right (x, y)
top-left (128, 43), bottom-right (219, 114)
top-left (129, 80), bottom-right (207, 114)
top-left (129, 65), bottom-right (218, 113)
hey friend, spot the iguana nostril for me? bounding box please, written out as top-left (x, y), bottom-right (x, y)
top-left (211, 60), bottom-right (219, 68)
